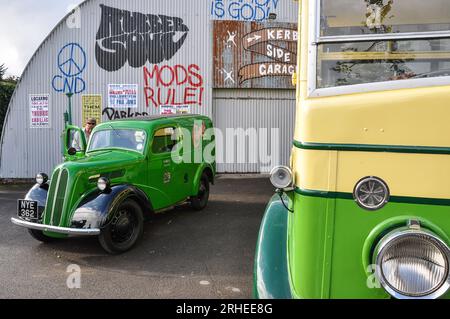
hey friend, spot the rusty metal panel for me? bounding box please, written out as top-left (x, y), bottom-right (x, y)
top-left (213, 20), bottom-right (298, 89)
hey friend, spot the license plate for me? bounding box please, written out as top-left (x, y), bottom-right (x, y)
top-left (17, 200), bottom-right (40, 222)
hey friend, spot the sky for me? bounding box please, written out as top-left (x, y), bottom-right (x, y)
top-left (0, 0), bottom-right (84, 77)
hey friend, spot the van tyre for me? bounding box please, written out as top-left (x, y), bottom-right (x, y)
top-left (28, 229), bottom-right (59, 243)
top-left (99, 199), bottom-right (144, 255)
top-left (191, 173), bottom-right (210, 211)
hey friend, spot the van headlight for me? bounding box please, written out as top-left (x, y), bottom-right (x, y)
top-left (374, 223), bottom-right (450, 299)
top-left (36, 173), bottom-right (48, 185)
top-left (97, 177), bottom-right (110, 192)
top-left (270, 166), bottom-right (293, 189)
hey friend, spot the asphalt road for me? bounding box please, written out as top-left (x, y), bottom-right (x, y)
top-left (0, 176), bottom-right (274, 299)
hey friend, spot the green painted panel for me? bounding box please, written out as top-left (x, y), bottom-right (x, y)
top-left (52, 169), bottom-right (68, 226)
top-left (293, 140), bottom-right (450, 155)
top-left (43, 168), bottom-right (60, 225)
top-left (289, 193), bottom-right (450, 299)
top-left (254, 194), bottom-right (292, 299)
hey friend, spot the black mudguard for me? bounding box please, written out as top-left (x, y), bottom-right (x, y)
top-left (24, 184), bottom-right (49, 221)
top-left (71, 185), bottom-right (152, 230)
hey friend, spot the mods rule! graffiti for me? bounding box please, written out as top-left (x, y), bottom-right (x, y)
top-left (143, 64), bottom-right (204, 108)
top-left (95, 4), bottom-right (189, 72)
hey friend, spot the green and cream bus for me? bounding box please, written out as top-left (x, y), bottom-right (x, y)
top-left (255, 0), bottom-right (450, 299)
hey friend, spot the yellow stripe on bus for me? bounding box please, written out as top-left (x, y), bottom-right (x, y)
top-left (292, 148), bottom-right (450, 200)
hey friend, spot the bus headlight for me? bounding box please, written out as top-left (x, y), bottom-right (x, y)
top-left (374, 224), bottom-right (450, 299)
top-left (270, 166), bottom-right (293, 189)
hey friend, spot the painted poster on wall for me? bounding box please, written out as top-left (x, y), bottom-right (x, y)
top-left (213, 21), bottom-right (298, 89)
top-left (160, 105), bottom-right (191, 115)
top-left (108, 84), bottom-right (138, 108)
top-left (82, 95), bottom-right (102, 126)
top-left (29, 94), bottom-right (50, 128)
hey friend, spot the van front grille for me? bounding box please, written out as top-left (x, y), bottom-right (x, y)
top-left (44, 168), bottom-right (69, 226)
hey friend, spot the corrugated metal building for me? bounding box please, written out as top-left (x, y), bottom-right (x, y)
top-left (0, 0), bottom-right (298, 178)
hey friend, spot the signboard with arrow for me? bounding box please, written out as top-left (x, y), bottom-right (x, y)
top-left (213, 21), bottom-right (298, 89)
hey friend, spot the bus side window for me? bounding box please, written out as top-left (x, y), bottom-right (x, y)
top-left (318, 0), bottom-right (450, 89)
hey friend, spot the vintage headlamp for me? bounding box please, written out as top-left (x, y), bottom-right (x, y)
top-left (374, 222), bottom-right (450, 299)
top-left (97, 177), bottom-right (110, 192)
top-left (36, 173), bottom-right (48, 185)
top-left (270, 166), bottom-right (293, 189)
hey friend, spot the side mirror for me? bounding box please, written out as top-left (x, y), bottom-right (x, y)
top-left (67, 147), bottom-right (77, 156)
top-left (62, 125), bottom-right (86, 160)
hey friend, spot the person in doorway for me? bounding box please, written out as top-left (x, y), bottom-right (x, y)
top-left (72, 118), bottom-right (97, 151)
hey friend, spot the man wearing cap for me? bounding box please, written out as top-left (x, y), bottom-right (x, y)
top-left (72, 118), bottom-right (97, 151)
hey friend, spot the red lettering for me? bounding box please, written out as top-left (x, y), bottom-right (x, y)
top-left (188, 64), bottom-right (203, 87)
top-left (158, 87), bottom-right (172, 105)
top-left (184, 87), bottom-right (197, 105)
top-left (143, 66), bottom-right (158, 87)
top-left (159, 65), bottom-right (175, 87)
top-left (32, 111), bottom-right (48, 116)
top-left (199, 87), bottom-right (204, 106)
top-left (143, 64), bottom-right (205, 108)
top-left (174, 65), bottom-right (188, 85)
top-left (144, 87), bottom-right (156, 108)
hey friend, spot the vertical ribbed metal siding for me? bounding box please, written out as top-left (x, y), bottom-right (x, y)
top-left (214, 89), bottom-right (296, 173)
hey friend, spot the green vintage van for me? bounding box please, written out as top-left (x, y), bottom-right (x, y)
top-left (12, 115), bottom-right (216, 254)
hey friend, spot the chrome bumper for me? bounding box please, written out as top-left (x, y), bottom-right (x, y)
top-left (11, 217), bottom-right (100, 236)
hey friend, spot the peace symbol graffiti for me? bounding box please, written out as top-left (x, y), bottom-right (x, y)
top-left (52, 43), bottom-right (87, 94)
top-left (58, 43), bottom-right (86, 77)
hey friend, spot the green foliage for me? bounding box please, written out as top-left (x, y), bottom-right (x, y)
top-left (0, 64), bottom-right (7, 81)
top-left (0, 81), bottom-right (16, 138)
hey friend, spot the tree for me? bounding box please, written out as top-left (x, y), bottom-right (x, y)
top-left (0, 63), bottom-right (20, 139)
top-left (0, 82), bottom-right (15, 138)
top-left (5, 75), bottom-right (19, 83)
top-left (0, 63), bottom-right (16, 138)
top-left (0, 64), bottom-right (7, 81)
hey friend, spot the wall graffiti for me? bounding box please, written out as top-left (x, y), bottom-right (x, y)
top-left (102, 107), bottom-right (149, 120)
top-left (239, 27), bottom-right (297, 83)
top-left (95, 4), bottom-right (190, 72)
top-left (52, 43), bottom-right (86, 94)
top-left (211, 0), bottom-right (279, 21)
top-left (213, 21), bottom-right (298, 88)
top-left (143, 64), bottom-right (205, 108)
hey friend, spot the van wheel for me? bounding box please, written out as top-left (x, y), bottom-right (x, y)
top-left (191, 173), bottom-right (210, 211)
top-left (99, 199), bottom-right (144, 255)
top-left (28, 229), bottom-right (58, 243)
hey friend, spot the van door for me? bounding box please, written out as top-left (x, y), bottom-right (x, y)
top-left (62, 125), bottom-right (86, 161)
top-left (148, 125), bottom-right (184, 210)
